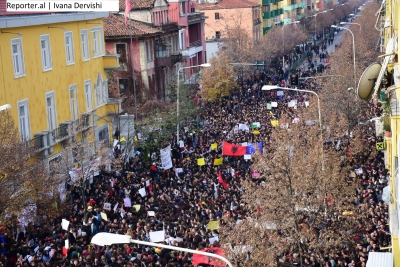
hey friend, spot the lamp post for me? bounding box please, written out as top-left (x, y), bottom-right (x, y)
top-left (91, 233), bottom-right (234, 267)
top-left (176, 63), bottom-right (211, 144)
top-left (331, 25), bottom-right (356, 89)
top-left (261, 85), bottom-right (324, 170)
top-left (340, 22), bottom-right (361, 30)
top-left (0, 104), bottom-right (11, 112)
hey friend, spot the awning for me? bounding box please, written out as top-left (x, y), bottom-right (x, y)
top-left (366, 252), bottom-right (393, 267)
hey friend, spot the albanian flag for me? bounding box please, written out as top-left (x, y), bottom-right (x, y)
top-left (222, 142), bottom-right (246, 156)
top-left (218, 171), bottom-right (228, 189)
top-left (192, 247), bottom-right (226, 267)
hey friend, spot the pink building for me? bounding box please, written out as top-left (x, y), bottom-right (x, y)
top-left (168, 0), bottom-right (207, 80)
top-left (104, 0), bottom-right (207, 102)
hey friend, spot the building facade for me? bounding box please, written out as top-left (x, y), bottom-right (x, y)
top-left (282, 0), bottom-right (306, 24)
top-left (260, 0), bottom-right (284, 34)
top-left (0, 9), bottom-right (120, 165)
top-left (195, 0), bottom-right (261, 42)
top-left (104, 12), bottom-right (182, 101)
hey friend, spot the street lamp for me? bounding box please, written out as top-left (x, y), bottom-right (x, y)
top-left (177, 63), bottom-right (211, 144)
top-left (261, 85), bottom-right (321, 128)
top-left (0, 104), bottom-right (11, 112)
top-left (312, 10), bottom-right (333, 44)
top-left (91, 233), bottom-right (234, 267)
top-left (340, 22), bottom-right (361, 30)
top-left (261, 85), bottom-right (325, 170)
top-left (331, 25), bottom-right (356, 89)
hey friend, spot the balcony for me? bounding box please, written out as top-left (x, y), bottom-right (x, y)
top-left (103, 54), bottom-right (120, 70)
top-left (253, 18), bottom-right (262, 25)
top-left (263, 0), bottom-right (272, 4)
top-left (156, 56), bottom-right (172, 67)
top-left (182, 40), bottom-right (203, 58)
top-left (263, 12), bottom-right (271, 19)
top-left (283, 3), bottom-right (305, 11)
top-left (160, 22), bottom-right (180, 32)
top-left (171, 52), bottom-right (183, 64)
top-left (263, 26), bottom-right (272, 34)
top-left (187, 12), bottom-right (206, 25)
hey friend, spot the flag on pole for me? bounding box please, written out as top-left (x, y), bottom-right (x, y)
top-left (192, 247), bottom-right (225, 267)
top-left (125, 0), bottom-right (131, 25)
top-left (218, 171), bottom-right (228, 189)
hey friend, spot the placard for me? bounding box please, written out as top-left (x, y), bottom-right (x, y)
top-left (124, 198), bottom-right (132, 207)
top-left (133, 205), bottom-right (141, 212)
top-left (149, 230), bottom-right (165, 243)
top-left (103, 203), bottom-right (111, 211)
top-left (244, 154), bottom-right (251, 160)
top-left (160, 145), bottom-right (173, 169)
top-left (271, 102), bottom-right (278, 107)
top-left (62, 219), bottom-right (70, 231)
top-left (139, 188), bottom-right (146, 197)
top-left (147, 211), bottom-right (155, 217)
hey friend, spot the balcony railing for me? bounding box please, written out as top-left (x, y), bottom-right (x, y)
top-left (171, 52), bottom-right (183, 64)
top-left (188, 12), bottom-right (206, 24)
top-left (52, 124), bottom-right (69, 142)
top-left (189, 40), bottom-right (202, 48)
top-left (253, 18), bottom-right (261, 25)
top-left (160, 22), bottom-right (180, 32)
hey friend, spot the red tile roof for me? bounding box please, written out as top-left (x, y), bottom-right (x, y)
top-left (196, 0), bottom-right (259, 10)
top-left (104, 13), bottom-right (161, 37)
top-left (119, 0), bottom-right (155, 11)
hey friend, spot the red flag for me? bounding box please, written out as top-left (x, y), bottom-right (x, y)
top-left (125, 0), bottom-right (131, 26)
top-left (218, 171), bottom-right (228, 189)
top-left (192, 247), bottom-right (226, 267)
top-left (222, 142), bottom-right (246, 156)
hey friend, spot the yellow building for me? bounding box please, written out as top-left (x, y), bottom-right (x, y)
top-left (0, 11), bottom-right (120, 165)
top-left (359, 0), bottom-right (400, 266)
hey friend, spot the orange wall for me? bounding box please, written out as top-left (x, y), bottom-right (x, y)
top-left (202, 7), bottom-right (256, 40)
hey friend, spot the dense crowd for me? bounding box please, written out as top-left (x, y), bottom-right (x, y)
top-left (0, 25), bottom-right (391, 267)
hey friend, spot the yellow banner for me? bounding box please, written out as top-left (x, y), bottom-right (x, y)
top-left (197, 158), bottom-right (205, 166)
top-left (214, 158), bottom-right (223, 165)
top-left (207, 220), bottom-right (220, 230)
top-left (211, 143), bottom-right (218, 150)
top-left (271, 120), bottom-right (279, 127)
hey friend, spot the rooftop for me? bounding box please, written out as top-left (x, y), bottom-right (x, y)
top-left (104, 13), bottom-right (161, 37)
top-left (119, 0), bottom-right (155, 11)
top-left (195, 0), bottom-right (259, 10)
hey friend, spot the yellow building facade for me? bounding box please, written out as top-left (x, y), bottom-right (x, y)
top-left (368, 0), bottom-right (400, 266)
top-left (0, 12), bottom-right (120, 165)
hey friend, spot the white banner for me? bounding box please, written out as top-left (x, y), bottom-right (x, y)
top-left (160, 145), bottom-right (173, 169)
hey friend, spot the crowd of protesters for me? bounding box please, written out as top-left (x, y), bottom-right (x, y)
top-left (0, 25), bottom-right (391, 267)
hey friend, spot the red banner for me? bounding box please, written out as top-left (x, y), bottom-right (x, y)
top-left (222, 142), bottom-right (246, 156)
top-left (218, 171), bottom-right (228, 189)
top-left (192, 247), bottom-right (226, 267)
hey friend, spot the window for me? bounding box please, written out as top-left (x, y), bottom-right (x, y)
top-left (69, 85), bottom-right (79, 120)
top-left (179, 2), bottom-right (185, 15)
top-left (11, 38), bottom-right (25, 78)
top-left (96, 74), bottom-right (108, 107)
top-left (91, 27), bottom-right (104, 57)
top-left (116, 43), bottom-right (127, 66)
top-left (64, 32), bottom-right (75, 65)
top-left (81, 29), bottom-right (90, 61)
top-left (40, 35), bottom-right (52, 71)
top-left (180, 30), bottom-right (185, 49)
top-left (215, 13), bottom-right (220, 20)
top-left (17, 99), bottom-right (30, 141)
top-left (46, 92), bottom-right (57, 131)
top-left (216, 31), bottom-right (221, 39)
top-left (84, 80), bottom-right (92, 111)
top-left (262, 5), bottom-right (270, 12)
top-left (97, 125), bottom-right (110, 146)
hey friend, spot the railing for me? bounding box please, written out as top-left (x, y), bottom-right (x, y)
top-left (161, 22), bottom-right (180, 32)
top-left (34, 134), bottom-right (44, 149)
top-left (253, 18), bottom-right (261, 25)
top-left (189, 40), bottom-right (202, 48)
top-left (52, 125), bottom-right (69, 142)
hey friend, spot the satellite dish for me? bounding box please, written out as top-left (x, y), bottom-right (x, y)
top-left (357, 62), bottom-right (381, 100)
